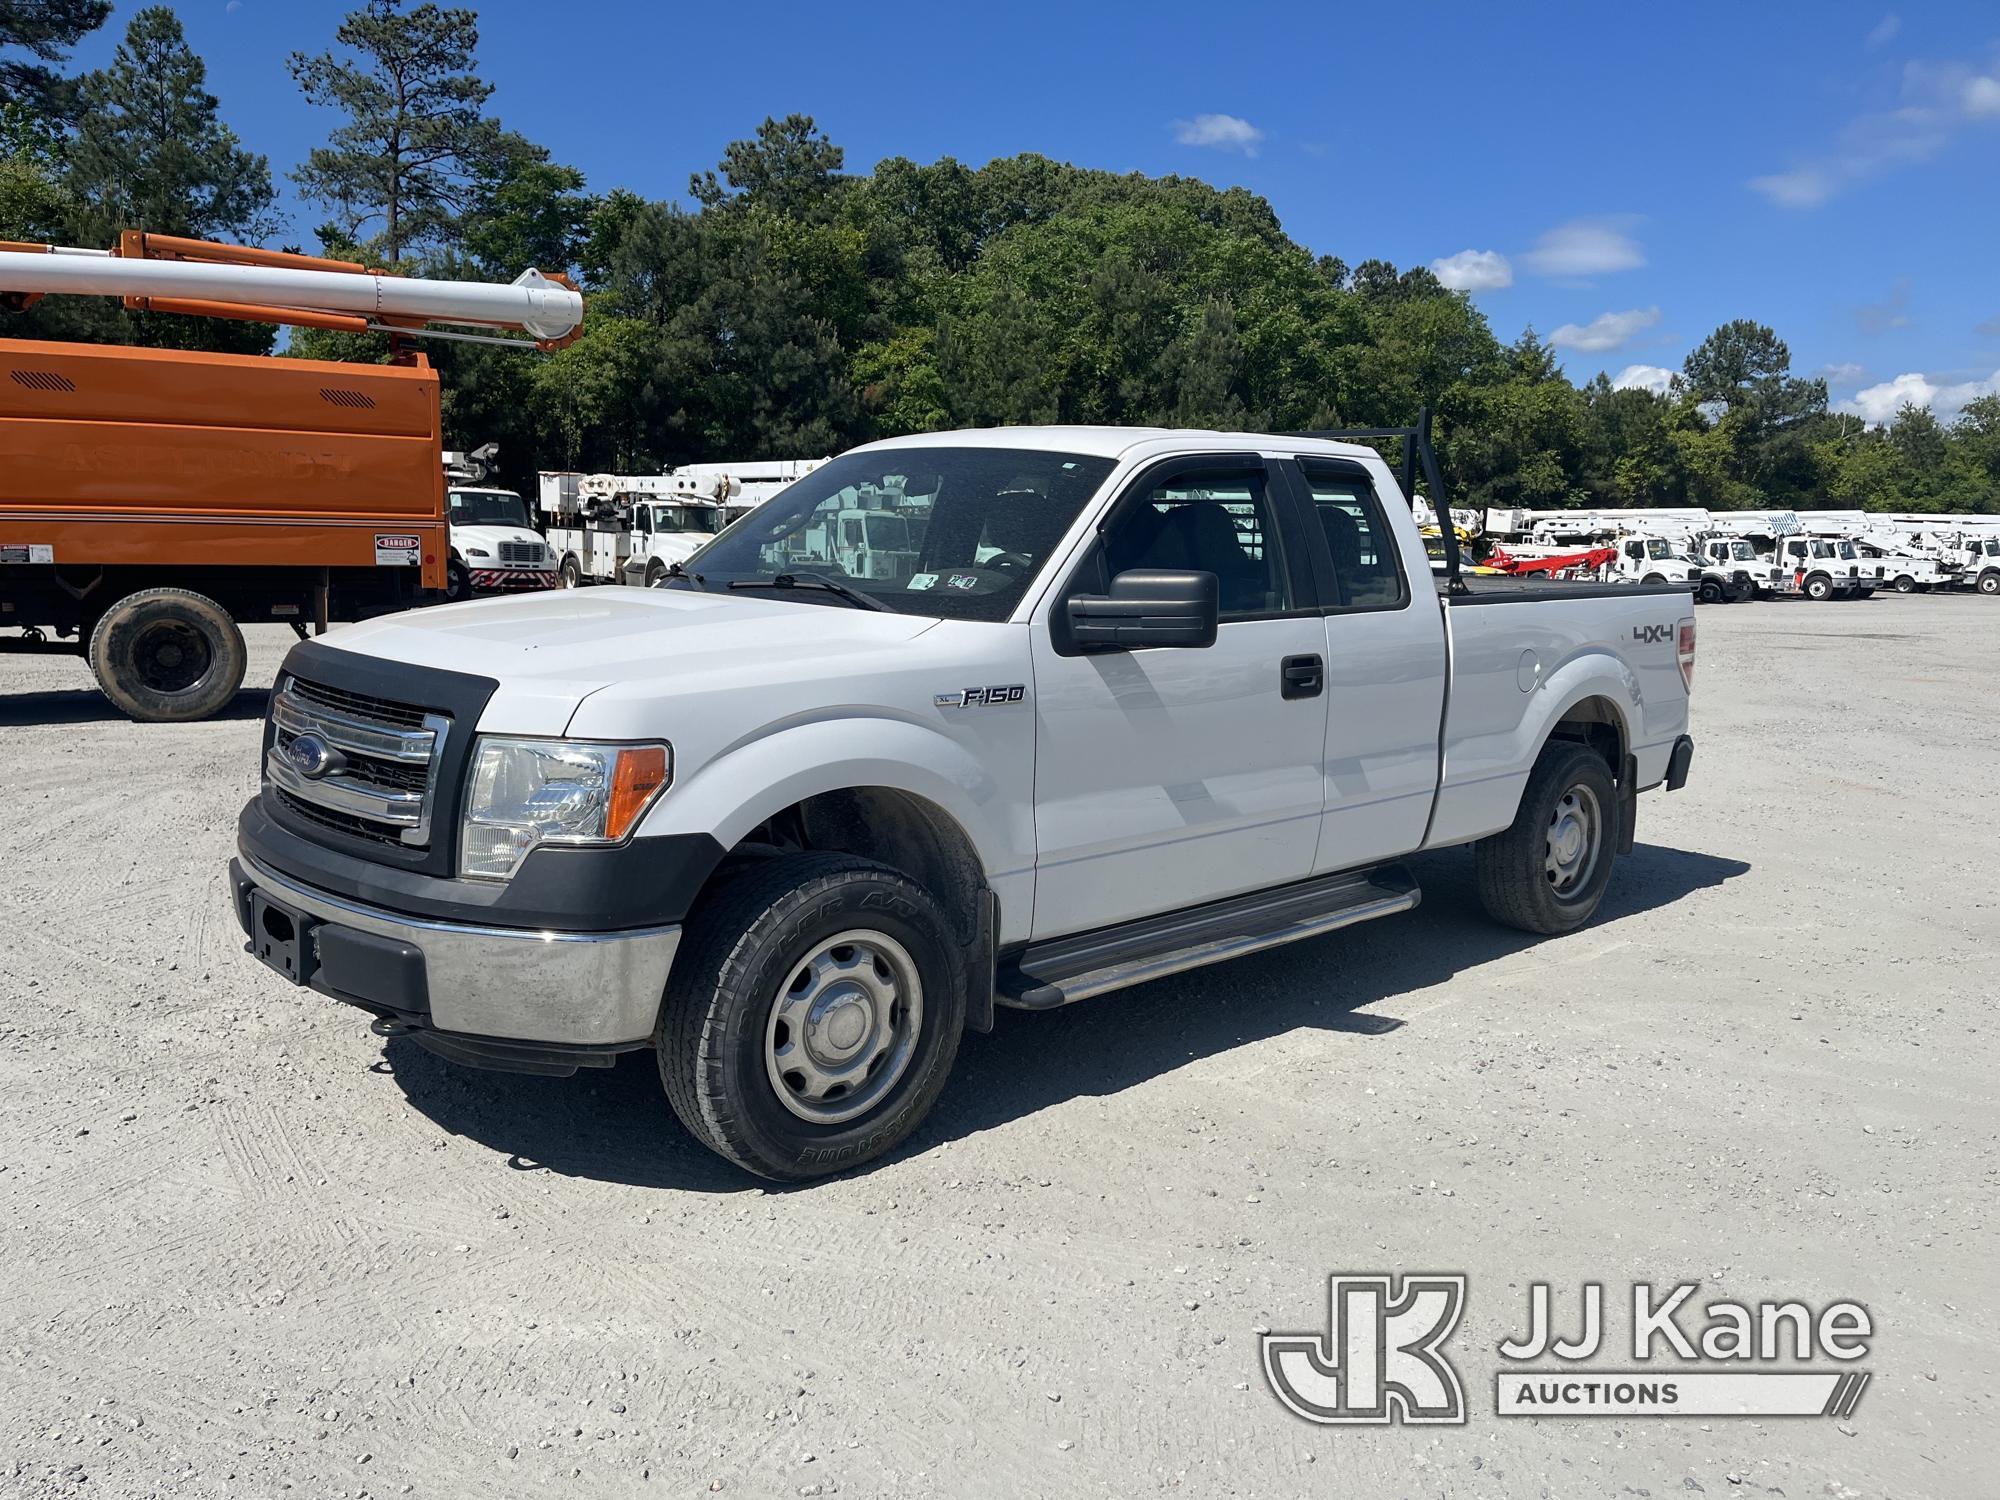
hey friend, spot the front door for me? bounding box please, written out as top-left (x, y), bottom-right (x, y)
top-left (1029, 456), bottom-right (1328, 940)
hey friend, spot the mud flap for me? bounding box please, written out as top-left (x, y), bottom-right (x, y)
top-left (1617, 754), bottom-right (1639, 856)
top-left (965, 888), bottom-right (998, 1033)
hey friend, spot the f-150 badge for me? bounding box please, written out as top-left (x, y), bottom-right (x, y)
top-left (935, 685), bottom-right (1026, 708)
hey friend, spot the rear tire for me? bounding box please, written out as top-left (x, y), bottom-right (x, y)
top-left (1474, 742), bottom-right (1619, 936)
top-left (657, 853), bottom-right (967, 1181)
top-left (87, 587), bottom-right (247, 722)
top-left (1893, 574), bottom-right (1916, 594)
top-left (559, 555), bottom-right (583, 589)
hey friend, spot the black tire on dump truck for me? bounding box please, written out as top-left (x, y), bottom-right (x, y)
top-left (87, 587), bottom-right (248, 722)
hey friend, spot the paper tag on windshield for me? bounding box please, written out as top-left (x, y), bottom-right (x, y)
top-left (907, 573), bottom-right (938, 591)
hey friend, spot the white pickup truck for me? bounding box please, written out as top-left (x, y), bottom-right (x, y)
top-left (230, 427), bottom-right (1696, 1179)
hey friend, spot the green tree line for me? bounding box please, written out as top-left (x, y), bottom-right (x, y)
top-left (5, 0), bottom-right (1997, 511)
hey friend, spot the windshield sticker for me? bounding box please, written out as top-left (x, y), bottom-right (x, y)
top-left (947, 574), bottom-right (979, 590)
top-left (908, 572), bottom-right (938, 591)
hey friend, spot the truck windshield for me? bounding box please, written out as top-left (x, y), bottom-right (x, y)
top-left (1725, 540), bottom-right (1755, 561)
top-left (1986, 540), bottom-right (2000, 557)
top-left (1643, 538), bottom-right (1674, 560)
top-left (646, 505), bottom-right (716, 534)
top-left (449, 490), bottom-right (531, 528)
top-left (1832, 540), bottom-right (1858, 559)
top-left (684, 447), bottom-right (1116, 620)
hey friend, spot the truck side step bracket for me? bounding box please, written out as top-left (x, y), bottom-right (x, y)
top-left (997, 864), bottom-right (1421, 1010)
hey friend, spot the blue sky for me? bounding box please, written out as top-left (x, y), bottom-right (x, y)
top-left (64, 0), bottom-right (2000, 423)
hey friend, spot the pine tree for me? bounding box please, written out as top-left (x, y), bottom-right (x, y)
top-left (66, 6), bottom-right (277, 243)
top-left (289, 0), bottom-right (499, 264)
top-left (0, 0), bottom-right (109, 121)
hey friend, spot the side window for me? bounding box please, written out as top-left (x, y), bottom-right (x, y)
top-left (1295, 461), bottom-right (1407, 609)
top-left (1101, 469), bottom-right (1291, 618)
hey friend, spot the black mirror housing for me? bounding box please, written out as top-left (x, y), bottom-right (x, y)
top-left (1066, 569), bottom-right (1219, 651)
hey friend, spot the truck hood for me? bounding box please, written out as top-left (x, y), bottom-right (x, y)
top-left (452, 523), bottom-right (548, 556)
top-left (320, 587), bottom-right (939, 734)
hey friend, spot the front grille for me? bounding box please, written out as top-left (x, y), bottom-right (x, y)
top-left (277, 788), bottom-right (405, 847)
top-left (266, 675), bottom-right (449, 849)
top-left (498, 541), bottom-right (545, 565)
top-left (286, 676), bottom-right (429, 730)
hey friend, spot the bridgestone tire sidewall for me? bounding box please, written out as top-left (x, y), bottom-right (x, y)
top-left (89, 590), bottom-right (246, 722)
top-left (679, 867), bottom-right (965, 1178)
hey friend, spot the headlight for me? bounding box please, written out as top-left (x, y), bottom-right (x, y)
top-left (460, 737), bottom-right (671, 880)
top-left (466, 547), bottom-right (492, 558)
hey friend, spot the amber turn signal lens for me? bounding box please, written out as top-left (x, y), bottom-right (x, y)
top-left (606, 745), bottom-right (671, 840)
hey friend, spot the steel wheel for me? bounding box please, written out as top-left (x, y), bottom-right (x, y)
top-left (133, 618), bottom-right (213, 694)
top-left (1545, 783), bottom-right (1602, 898)
top-left (764, 929), bottom-right (924, 1125)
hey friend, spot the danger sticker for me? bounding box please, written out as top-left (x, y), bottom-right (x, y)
top-left (374, 533), bottom-right (422, 566)
top-left (1, 543), bottom-right (54, 564)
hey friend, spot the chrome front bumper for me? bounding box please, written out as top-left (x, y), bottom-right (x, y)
top-left (233, 851), bottom-right (680, 1048)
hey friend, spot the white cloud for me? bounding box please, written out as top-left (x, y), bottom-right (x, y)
top-left (1750, 49), bottom-right (2000, 207)
top-left (1430, 249), bottom-right (1513, 292)
top-left (1866, 13), bottom-right (1900, 49)
top-left (1818, 361), bottom-right (1866, 384)
top-left (1748, 168), bottom-right (1836, 208)
top-left (1550, 307), bottom-right (1663, 354)
top-left (1521, 218), bottom-right (1646, 278)
top-left (1838, 368), bottom-right (2000, 425)
top-left (1611, 363), bottom-right (1678, 396)
top-left (1171, 114), bottom-right (1264, 155)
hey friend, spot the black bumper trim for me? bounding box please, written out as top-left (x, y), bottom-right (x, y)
top-left (238, 797), bottom-right (725, 932)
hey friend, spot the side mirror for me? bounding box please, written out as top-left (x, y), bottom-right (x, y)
top-left (1067, 569), bottom-right (1219, 651)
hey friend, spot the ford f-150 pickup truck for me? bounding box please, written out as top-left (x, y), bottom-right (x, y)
top-left (231, 426), bottom-right (1696, 1179)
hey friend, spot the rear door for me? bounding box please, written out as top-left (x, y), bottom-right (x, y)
top-left (1279, 456), bottom-right (1448, 873)
top-left (1028, 455), bottom-right (1329, 939)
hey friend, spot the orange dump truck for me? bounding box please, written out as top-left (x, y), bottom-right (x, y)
top-left (1, 233), bottom-right (582, 720)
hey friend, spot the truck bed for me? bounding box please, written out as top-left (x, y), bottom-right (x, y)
top-left (1439, 574), bottom-right (1691, 604)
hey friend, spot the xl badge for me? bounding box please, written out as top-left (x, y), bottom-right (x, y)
top-left (934, 684), bottom-right (1026, 709)
top-left (286, 732), bottom-right (343, 779)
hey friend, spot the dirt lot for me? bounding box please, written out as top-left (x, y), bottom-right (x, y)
top-left (1, 596), bottom-right (1994, 1499)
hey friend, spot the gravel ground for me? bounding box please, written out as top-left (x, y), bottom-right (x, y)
top-left (0, 596), bottom-right (1994, 1499)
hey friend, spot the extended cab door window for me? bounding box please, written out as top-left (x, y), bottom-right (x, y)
top-left (1291, 460), bottom-right (1409, 610)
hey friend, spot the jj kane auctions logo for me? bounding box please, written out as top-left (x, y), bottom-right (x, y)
top-left (1263, 1275), bottom-right (1873, 1424)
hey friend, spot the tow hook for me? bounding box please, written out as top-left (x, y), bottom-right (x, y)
top-left (369, 1016), bottom-right (424, 1038)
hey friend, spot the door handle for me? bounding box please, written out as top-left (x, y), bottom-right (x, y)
top-left (1281, 653), bottom-right (1324, 700)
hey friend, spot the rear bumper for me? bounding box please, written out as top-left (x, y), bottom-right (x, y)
top-left (230, 850), bottom-right (680, 1055)
top-left (1665, 734), bottom-right (1694, 792)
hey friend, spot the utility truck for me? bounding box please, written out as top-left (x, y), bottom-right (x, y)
top-left (443, 448), bottom-right (557, 599)
top-left (0, 233), bottom-right (583, 719)
top-left (543, 471), bottom-right (735, 588)
top-left (229, 415), bottom-right (1696, 1180)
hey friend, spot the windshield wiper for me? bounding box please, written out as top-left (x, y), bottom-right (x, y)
top-left (727, 572), bottom-right (891, 612)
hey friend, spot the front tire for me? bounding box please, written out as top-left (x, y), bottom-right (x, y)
top-left (1697, 578), bottom-right (1723, 604)
top-left (445, 558), bottom-right (471, 602)
top-left (87, 587), bottom-right (247, 722)
top-left (657, 853), bottom-right (966, 1181)
top-left (1804, 573), bottom-right (1833, 601)
top-left (1474, 743), bottom-right (1619, 936)
top-left (644, 558), bottom-right (666, 588)
top-left (559, 555), bottom-right (583, 589)
top-left (1980, 570), bottom-right (2000, 597)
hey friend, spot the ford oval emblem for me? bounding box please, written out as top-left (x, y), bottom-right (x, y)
top-left (287, 732), bottom-right (342, 780)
